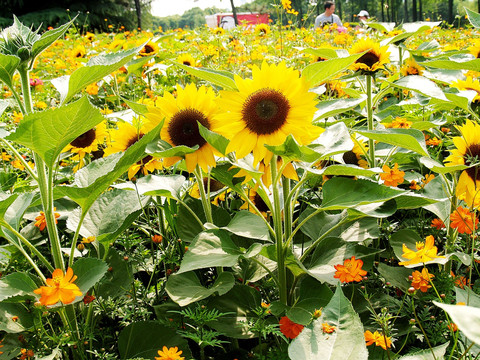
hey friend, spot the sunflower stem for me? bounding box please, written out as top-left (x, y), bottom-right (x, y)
top-left (366, 74), bottom-right (376, 168)
top-left (0, 137), bottom-right (37, 181)
top-left (194, 165), bottom-right (213, 224)
top-left (271, 155), bottom-right (287, 305)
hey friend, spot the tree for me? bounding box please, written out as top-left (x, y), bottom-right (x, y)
top-left (230, 0), bottom-right (239, 25)
top-left (135, 0), bottom-right (142, 29)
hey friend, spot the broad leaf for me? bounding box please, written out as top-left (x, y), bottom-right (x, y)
top-left (166, 271), bottom-right (234, 307)
top-left (466, 8), bottom-right (480, 28)
top-left (420, 59), bottom-right (480, 72)
top-left (392, 75), bottom-right (449, 102)
top-left (265, 134), bottom-right (321, 162)
top-left (435, 301), bottom-right (480, 345)
top-left (0, 272), bottom-right (38, 302)
top-left (377, 263), bottom-right (412, 293)
top-left (6, 97), bottom-right (104, 168)
top-left (222, 211), bottom-right (271, 241)
top-left (356, 128), bottom-right (429, 156)
top-left (0, 54), bottom-right (20, 88)
top-left (1, 193), bottom-right (35, 243)
top-left (302, 48), bottom-right (338, 60)
top-left (0, 302), bottom-right (34, 333)
top-left (145, 138), bottom-right (197, 157)
top-left (71, 257), bottom-right (108, 297)
top-left (314, 96), bottom-right (366, 120)
top-left (311, 122), bottom-right (354, 159)
top-left (96, 248), bottom-right (133, 299)
top-left (113, 174), bottom-right (185, 200)
top-left (31, 19), bottom-right (74, 60)
top-left (302, 53), bottom-right (363, 87)
top-left (198, 122), bottom-right (230, 155)
top-left (397, 342), bottom-right (449, 360)
top-left (175, 63), bottom-right (237, 90)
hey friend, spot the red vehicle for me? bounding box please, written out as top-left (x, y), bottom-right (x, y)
top-left (205, 12), bottom-right (269, 29)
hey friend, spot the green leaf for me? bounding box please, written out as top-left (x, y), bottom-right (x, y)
top-left (302, 53), bottom-right (363, 87)
top-left (347, 199), bottom-right (397, 219)
top-left (265, 134), bottom-right (321, 162)
top-left (288, 285), bottom-right (368, 360)
top-left (222, 211), bottom-right (271, 241)
top-left (395, 192), bottom-right (438, 210)
top-left (420, 156), bottom-right (467, 174)
top-left (55, 122), bottom-right (163, 210)
top-left (52, 45), bottom-right (144, 104)
top-left (66, 188), bottom-right (147, 239)
top-left (118, 321), bottom-right (191, 360)
top-left (6, 97), bottom-right (104, 169)
top-left (420, 59), bottom-right (480, 72)
top-left (0, 302), bottom-right (34, 333)
top-left (174, 63), bottom-right (237, 90)
top-left (198, 122), bottom-right (230, 155)
top-left (166, 271), bottom-right (234, 307)
top-left (314, 97), bottom-right (366, 120)
top-left (113, 174), bottom-right (185, 199)
top-left (0, 272), bottom-right (38, 302)
top-left (397, 342), bottom-right (449, 360)
top-left (71, 257), bottom-right (108, 297)
top-left (321, 178), bottom-right (405, 210)
top-left (320, 164), bottom-right (380, 177)
top-left (356, 128), bottom-right (429, 156)
top-left (311, 122), bottom-right (354, 159)
top-left (123, 98), bottom-right (148, 115)
top-left (31, 19), bottom-right (74, 60)
top-left (392, 75), bottom-right (449, 102)
top-left (0, 193), bottom-right (34, 244)
top-left (207, 285), bottom-right (262, 338)
top-left (96, 248), bottom-right (133, 298)
top-left (377, 263), bottom-right (412, 293)
top-left (466, 8), bottom-right (480, 28)
top-left (178, 229), bottom-right (262, 273)
top-left (434, 301), bottom-right (480, 345)
top-left (145, 138), bottom-right (197, 158)
top-left (302, 48), bottom-right (338, 60)
top-left (0, 54), bottom-right (20, 88)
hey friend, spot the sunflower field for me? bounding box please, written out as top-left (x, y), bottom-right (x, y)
top-left (1, 7), bottom-right (480, 360)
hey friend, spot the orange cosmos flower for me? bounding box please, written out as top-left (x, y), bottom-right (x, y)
top-left (431, 218), bottom-right (445, 229)
top-left (155, 346), bottom-right (184, 360)
top-left (33, 268), bottom-right (83, 306)
top-left (398, 235), bottom-right (444, 266)
top-left (364, 330), bottom-right (392, 350)
top-left (34, 207), bottom-right (60, 231)
top-left (279, 316), bottom-right (304, 339)
top-left (411, 268), bottom-right (434, 292)
top-left (334, 256), bottom-right (367, 283)
top-left (450, 206), bottom-right (478, 234)
top-left (322, 323), bottom-right (336, 334)
top-left (380, 163), bottom-right (405, 187)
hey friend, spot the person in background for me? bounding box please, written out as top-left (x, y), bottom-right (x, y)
top-left (357, 10), bottom-right (370, 22)
top-left (314, 1), bottom-right (343, 29)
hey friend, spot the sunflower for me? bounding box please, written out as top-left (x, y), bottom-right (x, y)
top-left (103, 119), bottom-right (163, 179)
top-left (177, 53), bottom-right (197, 67)
top-left (445, 120), bottom-right (480, 207)
top-left (139, 41), bottom-right (159, 57)
top-left (145, 83), bottom-right (222, 173)
top-left (234, 157), bottom-right (299, 188)
top-left (190, 177), bottom-right (227, 205)
top-left (451, 77), bottom-right (480, 103)
top-left (255, 23), bottom-right (271, 36)
top-left (62, 122), bottom-right (108, 171)
top-left (239, 187), bottom-right (271, 218)
top-left (468, 41), bottom-right (480, 58)
top-left (350, 38), bottom-right (390, 73)
top-left (70, 45), bottom-right (86, 58)
top-left (343, 138), bottom-right (369, 169)
top-left (216, 61), bottom-right (320, 166)
top-left (400, 58), bottom-right (424, 76)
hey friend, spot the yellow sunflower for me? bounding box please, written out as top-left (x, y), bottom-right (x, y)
top-left (139, 41), bottom-right (160, 57)
top-left (445, 120), bottom-right (480, 207)
top-left (239, 187), bottom-right (270, 218)
top-left (350, 38), bottom-right (390, 73)
top-left (216, 61), bottom-right (320, 166)
top-left (103, 119), bottom-right (163, 179)
top-left (190, 177), bottom-right (227, 205)
top-left (234, 157), bottom-right (298, 189)
top-left (70, 45), bottom-right (86, 58)
top-left (400, 58), bottom-right (424, 76)
top-left (177, 53), bottom-right (197, 67)
top-left (343, 138), bottom-right (369, 169)
top-left (468, 41), bottom-right (480, 58)
top-left (255, 23), bottom-right (271, 36)
top-left (451, 76), bottom-right (480, 103)
top-left (62, 122), bottom-right (108, 171)
top-left (145, 83), bottom-right (222, 173)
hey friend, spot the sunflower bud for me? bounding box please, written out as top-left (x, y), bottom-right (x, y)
top-left (16, 46), bottom-right (31, 61)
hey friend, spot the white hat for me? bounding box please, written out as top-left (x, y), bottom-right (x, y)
top-left (357, 10), bottom-right (369, 17)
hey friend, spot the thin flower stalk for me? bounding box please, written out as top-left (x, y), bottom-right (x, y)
top-left (366, 75), bottom-right (375, 168)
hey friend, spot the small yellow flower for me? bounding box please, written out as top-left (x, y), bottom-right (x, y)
top-left (398, 235), bottom-right (444, 266)
top-left (155, 346), bottom-right (184, 360)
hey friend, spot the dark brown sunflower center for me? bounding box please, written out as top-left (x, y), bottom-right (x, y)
top-left (356, 51), bottom-right (380, 68)
top-left (253, 193), bottom-right (270, 213)
top-left (143, 45), bottom-right (155, 54)
top-left (126, 133), bottom-right (145, 149)
top-left (465, 144), bottom-right (480, 181)
top-left (70, 129), bottom-right (96, 148)
top-left (168, 108), bottom-right (209, 148)
top-left (407, 67), bottom-right (419, 75)
top-left (75, 51), bottom-right (84, 58)
top-left (343, 150), bottom-right (359, 165)
top-left (138, 155), bottom-right (153, 166)
top-left (317, 57), bottom-right (327, 62)
top-left (182, 61), bottom-right (191, 66)
top-left (242, 88), bottom-right (290, 135)
top-left (203, 178), bottom-right (224, 192)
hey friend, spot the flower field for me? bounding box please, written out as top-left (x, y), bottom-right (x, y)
top-left (0, 9), bottom-right (480, 360)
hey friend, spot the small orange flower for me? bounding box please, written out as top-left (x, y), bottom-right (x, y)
top-left (431, 218), bottom-right (445, 230)
top-left (398, 235), bottom-right (444, 266)
top-left (279, 316), bottom-right (304, 339)
top-left (364, 330), bottom-right (392, 350)
top-left (411, 268), bottom-right (434, 292)
top-left (151, 235), bottom-right (163, 244)
top-left (448, 323), bottom-right (458, 332)
top-left (82, 294), bottom-right (96, 305)
top-left (34, 207), bottom-right (60, 231)
top-left (33, 268), bottom-right (83, 306)
top-left (322, 322), bottom-right (336, 334)
top-left (380, 163), bottom-right (405, 187)
top-left (390, 117), bottom-right (412, 129)
top-left (450, 206), bottom-right (478, 234)
top-left (20, 349), bottom-right (34, 360)
top-left (426, 137), bottom-right (441, 146)
top-left (334, 256), bottom-right (367, 283)
top-left (155, 346), bottom-right (184, 360)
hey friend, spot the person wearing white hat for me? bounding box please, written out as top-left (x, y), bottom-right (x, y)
top-left (357, 10), bottom-right (369, 21)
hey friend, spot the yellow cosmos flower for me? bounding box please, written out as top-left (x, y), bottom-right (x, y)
top-left (33, 268), bottom-right (83, 306)
top-left (451, 76), bottom-right (480, 103)
top-left (146, 83), bottom-right (222, 173)
top-left (445, 120), bottom-right (480, 207)
top-left (216, 61), bottom-right (320, 166)
top-left (400, 58), bottom-right (424, 76)
top-left (177, 53), bottom-right (197, 67)
top-left (155, 346), bottom-right (184, 360)
top-left (398, 235), bottom-right (444, 266)
top-left (139, 41), bottom-right (160, 57)
top-left (350, 38), bottom-right (390, 73)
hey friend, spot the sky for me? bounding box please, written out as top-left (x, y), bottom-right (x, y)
top-left (150, 0), bottom-right (254, 17)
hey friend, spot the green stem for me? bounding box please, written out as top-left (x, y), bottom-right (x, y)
top-left (194, 165), bottom-right (213, 224)
top-left (282, 177), bottom-right (292, 244)
top-left (69, 210), bottom-right (88, 268)
top-left (0, 138), bottom-right (37, 180)
top-left (366, 74), bottom-right (375, 168)
top-left (177, 198), bottom-right (205, 230)
top-left (271, 156), bottom-right (287, 305)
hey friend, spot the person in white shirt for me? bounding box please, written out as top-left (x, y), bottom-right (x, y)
top-left (314, 1), bottom-right (343, 29)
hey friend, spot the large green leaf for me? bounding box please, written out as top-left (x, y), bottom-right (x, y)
top-left (302, 48), bottom-right (338, 60)
top-left (288, 285), bottom-right (368, 360)
top-left (52, 45), bottom-right (143, 104)
top-left (356, 128), bottom-right (429, 156)
top-left (319, 164), bottom-right (380, 177)
top-left (31, 19), bottom-right (74, 61)
top-left (175, 63), bottom-right (237, 90)
top-left (66, 188), bottom-right (148, 239)
top-left (392, 75), bottom-right (449, 102)
top-left (0, 272), bottom-right (38, 302)
top-left (222, 210), bottom-right (271, 241)
top-left (118, 321), bottom-right (191, 360)
top-left (145, 138), bottom-right (197, 158)
top-left (113, 174), bottom-right (185, 200)
top-left (1, 193), bottom-right (35, 244)
top-left (311, 122), bottom-right (354, 159)
top-left (96, 248), bottom-right (133, 299)
top-left (466, 8), bottom-right (480, 28)
top-left (377, 263), bottom-right (412, 293)
top-left (435, 301), bottom-right (480, 345)
top-left (198, 122), bottom-right (230, 155)
top-left (0, 302), bottom-right (34, 333)
top-left (420, 58), bottom-right (480, 72)
top-left (6, 97), bottom-right (104, 169)
top-left (178, 229), bottom-right (262, 273)
top-left (265, 134), bottom-right (321, 163)
top-left (321, 177), bottom-right (405, 210)
top-left (397, 342), bottom-right (449, 360)
top-left (165, 271), bottom-right (234, 307)
top-left (314, 96), bottom-right (366, 120)
top-left (302, 53), bottom-right (363, 86)
top-left (0, 54), bottom-right (20, 88)
top-left (55, 122), bottom-right (162, 210)
top-left (71, 257), bottom-right (108, 297)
